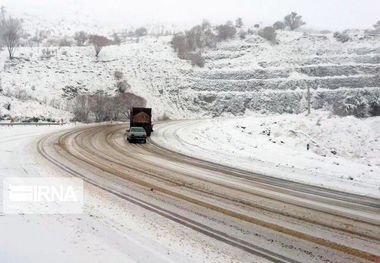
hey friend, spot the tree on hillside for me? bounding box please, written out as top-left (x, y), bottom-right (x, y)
top-left (259, 26), bottom-right (277, 42)
top-left (0, 13), bottom-right (22, 59)
top-left (114, 93), bottom-right (147, 119)
top-left (216, 23), bottom-right (236, 41)
top-left (284, 12), bottom-right (305, 31)
top-left (74, 31), bottom-right (88, 46)
top-left (135, 27), bottom-right (148, 37)
top-left (235, 17), bottom-right (243, 28)
top-left (171, 33), bottom-right (188, 58)
top-left (201, 19), bottom-right (211, 30)
top-left (72, 95), bottom-right (90, 122)
top-left (273, 21), bottom-right (285, 30)
top-left (112, 32), bottom-right (121, 45)
top-left (374, 20), bottom-right (380, 33)
top-left (89, 35), bottom-right (111, 57)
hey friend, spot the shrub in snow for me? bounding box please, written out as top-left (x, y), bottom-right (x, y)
top-left (112, 33), bottom-right (121, 45)
top-left (333, 95), bottom-right (369, 118)
top-left (171, 33), bottom-right (188, 59)
top-left (333, 32), bottom-right (351, 43)
top-left (58, 38), bottom-right (73, 47)
top-left (171, 25), bottom-right (212, 67)
top-left (89, 35), bottom-right (111, 57)
top-left (135, 27), bottom-right (148, 37)
top-left (114, 70), bottom-right (124, 80)
top-left (74, 31), bottom-right (88, 46)
top-left (239, 30), bottom-right (247, 39)
top-left (201, 20), bottom-right (211, 30)
top-left (235, 18), bottom-right (243, 28)
top-left (374, 21), bottom-right (380, 34)
top-left (216, 23), bottom-right (237, 41)
top-left (320, 30), bottom-right (332, 34)
top-left (247, 28), bottom-right (255, 35)
top-left (185, 26), bottom-right (203, 51)
top-left (259, 26), bottom-right (277, 42)
top-left (14, 88), bottom-right (31, 101)
top-left (116, 80), bottom-right (131, 93)
top-left (273, 21), bottom-right (285, 30)
top-left (62, 86), bottom-right (80, 100)
top-left (187, 52), bottom-right (205, 68)
top-left (41, 48), bottom-right (55, 58)
top-left (284, 12), bottom-right (306, 31)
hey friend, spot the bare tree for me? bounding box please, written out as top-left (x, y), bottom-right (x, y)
top-left (201, 19), bottom-right (211, 30)
top-left (374, 20), bottom-right (380, 33)
top-left (74, 31), bottom-right (88, 46)
top-left (89, 35), bottom-right (111, 57)
top-left (259, 26), bottom-right (277, 42)
top-left (0, 13), bottom-right (22, 59)
top-left (135, 27), bottom-right (148, 37)
top-left (284, 12), bottom-right (305, 31)
top-left (172, 33), bottom-right (188, 58)
top-left (88, 94), bottom-right (110, 122)
top-left (216, 23), bottom-right (237, 41)
top-left (273, 21), bottom-right (285, 30)
top-left (114, 93), bottom-right (147, 119)
top-left (72, 95), bottom-right (90, 122)
top-left (235, 18), bottom-right (243, 28)
top-left (112, 32), bottom-right (121, 45)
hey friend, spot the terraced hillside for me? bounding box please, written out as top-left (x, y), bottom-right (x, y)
top-left (177, 31), bottom-right (380, 117)
top-left (0, 30), bottom-right (379, 120)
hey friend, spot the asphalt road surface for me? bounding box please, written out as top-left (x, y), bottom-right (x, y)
top-left (38, 123), bottom-right (380, 263)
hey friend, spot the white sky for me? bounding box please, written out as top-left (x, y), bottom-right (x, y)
top-left (2, 0), bottom-right (380, 30)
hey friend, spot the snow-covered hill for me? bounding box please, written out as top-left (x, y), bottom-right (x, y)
top-left (152, 111), bottom-right (380, 197)
top-left (183, 30), bottom-right (380, 117)
top-left (0, 18), bottom-right (379, 121)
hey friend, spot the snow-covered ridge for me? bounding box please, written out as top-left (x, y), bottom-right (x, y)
top-left (0, 26), bottom-right (379, 120)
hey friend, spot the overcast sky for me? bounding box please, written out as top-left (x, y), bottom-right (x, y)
top-left (2, 0), bottom-right (380, 30)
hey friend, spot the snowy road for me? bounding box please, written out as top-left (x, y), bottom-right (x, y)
top-left (0, 125), bottom-right (258, 263)
top-left (1, 123), bottom-right (380, 262)
top-left (33, 124), bottom-right (380, 262)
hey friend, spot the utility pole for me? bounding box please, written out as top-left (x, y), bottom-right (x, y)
top-left (307, 86), bottom-right (311, 115)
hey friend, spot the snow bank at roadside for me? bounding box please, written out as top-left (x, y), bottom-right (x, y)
top-left (0, 95), bottom-right (72, 122)
top-left (152, 111), bottom-right (380, 198)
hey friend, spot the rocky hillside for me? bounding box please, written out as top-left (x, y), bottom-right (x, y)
top-left (180, 30), bottom-right (380, 117)
top-left (0, 29), bottom-right (379, 121)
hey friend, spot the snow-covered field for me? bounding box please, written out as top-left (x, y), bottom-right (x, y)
top-left (152, 110), bottom-right (380, 198)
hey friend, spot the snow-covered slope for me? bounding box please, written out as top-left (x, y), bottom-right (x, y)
top-left (152, 111), bottom-right (380, 198)
top-left (0, 15), bottom-right (379, 121)
top-left (182, 31), bottom-right (380, 117)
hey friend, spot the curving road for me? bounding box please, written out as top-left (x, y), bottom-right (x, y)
top-left (38, 123), bottom-right (380, 263)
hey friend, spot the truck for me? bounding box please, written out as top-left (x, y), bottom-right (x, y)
top-left (130, 107), bottom-right (153, 136)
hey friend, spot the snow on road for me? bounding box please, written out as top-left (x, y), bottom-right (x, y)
top-left (152, 111), bottom-right (380, 198)
top-left (0, 125), bottom-right (259, 263)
